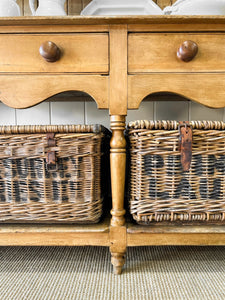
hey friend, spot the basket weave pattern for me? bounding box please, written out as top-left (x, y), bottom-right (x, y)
top-left (128, 120), bottom-right (225, 224)
top-left (0, 125), bottom-right (106, 223)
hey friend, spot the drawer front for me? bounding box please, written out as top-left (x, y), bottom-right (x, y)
top-left (128, 33), bottom-right (225, 73)
top-left (0, 34), bottom-right (109, 73)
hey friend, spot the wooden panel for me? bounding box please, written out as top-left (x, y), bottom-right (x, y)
top-left (0, 34), bottom-right (108, 73)
top-left (109, 25), bottom-right (128, 115)
top-left (0, 75), bottom-right (109, 109)
top-left (129, 33), bottom-right (225, 73)
top-left (0, 25), bottom-right (109, 34)
top-left (1, 16), bottom-right (225, 26)
top-left (127, 223), bottom-right (225, 246)
top-left (0, 221), bottom-right (110, 246)
top-left (128, 74), bottom-right (225, 109)
top-left (128, 233), bottom-right (225, 246)
top-left (128, 224), bottom-right (225, 234)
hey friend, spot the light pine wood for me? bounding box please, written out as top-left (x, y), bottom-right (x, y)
top-left (0, 221), bottom-right (110, 246)
top-left (0, 25), bottom-right (109, 34)
top-left (128, 224), bottom-right (225, 234)
top-left (127, 223), bottom-right (225, 246)
top-left (128, 33), bottom-right (225, 73)
top-left (110, 115), bottom-right (126, 227)
top-left (110, 115), bottom-right (127, 274)
top-left (128, 233), bottom-right (225, 246)
top-left (128, 74), bottom-right (225, 109)
top-left (110, 226), bottom-right (126, 275)
top-left (109, 25), bottom-right (128, 115)
top-left (0, 34), bottom-right (108, 73)
top-left (128, 23), bottom-right (225, 32)
top-left (0, 75), bottom-right (108, 109)
top-left (1, 16), bottom-right (225, 26)
top-left (2, 16), bottom-right (225, 26)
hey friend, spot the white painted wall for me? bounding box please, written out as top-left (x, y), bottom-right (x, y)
top-left (1, 93), bottom-right (225, 128)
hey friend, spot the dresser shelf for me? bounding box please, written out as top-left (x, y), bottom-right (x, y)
top-left (0, 218), bottom-right (110, 247)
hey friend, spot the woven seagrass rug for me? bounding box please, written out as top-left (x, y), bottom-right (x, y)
top-left (0, 246), bottom-right (225, 300)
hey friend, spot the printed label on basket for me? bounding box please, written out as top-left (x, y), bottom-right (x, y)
top-left (0, 156), bottom-right (86, 203)
top-left (144, 154), bottom-right (225, 200)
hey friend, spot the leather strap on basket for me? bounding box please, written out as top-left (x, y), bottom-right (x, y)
top-left (46, 133), bottom-right (57, 172)
top-left (178, 121), bottom-right (192, 172)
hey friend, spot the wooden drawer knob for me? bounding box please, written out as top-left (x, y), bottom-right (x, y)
top-left (177, 40), bottom-right (198, 62)
top-left (39, 41), bottom-right (61, 62)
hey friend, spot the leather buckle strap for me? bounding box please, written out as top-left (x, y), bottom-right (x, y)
top-left (46, 133), bottom-right (57, 172)
top-left (178, 121), bottom-right (192, 172)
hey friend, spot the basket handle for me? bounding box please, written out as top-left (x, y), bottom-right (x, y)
top-left (46, 133), bottom-right (58, 172)
top-left (178, 121), bottom-right (192, 172)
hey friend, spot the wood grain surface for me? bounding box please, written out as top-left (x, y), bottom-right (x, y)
top-left (129, 33), bottom-right (225, 73)
top-left (0, 33), bottom-right (108, 73)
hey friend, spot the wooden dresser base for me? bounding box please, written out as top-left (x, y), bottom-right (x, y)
top-left (1, 220), bottom-right (224, 275)
top-left (0, 16), bottom-right (225, 274)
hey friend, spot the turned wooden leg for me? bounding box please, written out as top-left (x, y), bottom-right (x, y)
top-left (110, 115), bottom-right (127, 274)
top-left (111, 252), bottom-right (126, 275)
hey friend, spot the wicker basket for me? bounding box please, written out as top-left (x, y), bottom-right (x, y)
top-left (0, 124), bottom-right (109, 223)
top-left (128, 120), bottom-right (225, 225)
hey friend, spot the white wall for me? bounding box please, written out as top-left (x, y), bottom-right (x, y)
top-left (1, 93), bottom-right (225, 129)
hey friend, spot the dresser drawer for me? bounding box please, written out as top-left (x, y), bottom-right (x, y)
top-left (0, 34), bottom-right (109, 74)
top-left (128, 33), bottom-right (225, 73)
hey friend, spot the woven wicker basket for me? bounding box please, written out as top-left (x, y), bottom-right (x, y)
top-left (128, 120), bottom-right (225, 225)
top-left (0, 124), bottom-right (109, 223)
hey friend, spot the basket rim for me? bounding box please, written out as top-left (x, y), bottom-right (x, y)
top-left (128, 120), bottom-right (225, 131)
top-left (0, 124), bottom-right (110, 135)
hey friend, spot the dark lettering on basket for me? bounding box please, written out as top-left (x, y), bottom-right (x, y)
top-left (174, 178), bottom-right (197, 200)
top-left (143, 154), bottom-right (224, 201)
top-left (210, 178), bottom-right (221, 199)
top-left (3, 159), bottom-right (17, 178)
top-left (29, 159), bottom-right (44, 179)
top-left (215, 155), bottom-right (225, 174)
top-left (61, 180), bottom-right (69, 202)
top-left (167, 155), bottom-right (181, 176)
top-left (16, 159), bottom-right (29, 179)
top-left (57, 157), bottom-right (71, 179)
top-left (13, 180), bottom-right (27, 203)
top-left (29, 180), bottom-right (41, 202)
top-left (200, 178), bottom-right (208, 200)
top-left (52, 180), bottom-right (60, 202)
top-left (149, 178), bottom-right (169, 199)
top-left (192, 154), bottom-right (203, 176)
top-left (144, 155), bottom-right (164, 176)
top-left (0, 180), bottom-right (6, 202)
top-left (208, 155), bottom-right (216, 176)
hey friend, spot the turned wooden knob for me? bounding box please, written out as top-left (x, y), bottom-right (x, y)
top-left (177, 40), bottom-right (198, 62)
top-left (39, 41), bottom-right (61, 62)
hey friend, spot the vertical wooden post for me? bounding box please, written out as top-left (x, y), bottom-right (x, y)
top-left (109, 25), bottom-right (128, 274)
top-left (110, 115), bottom-right (126, 275)
top-left (110, 115), bottom-right (126, 227)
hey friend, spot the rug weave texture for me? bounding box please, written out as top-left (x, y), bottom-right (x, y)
top-left (1, 246), bottom-right (225, 300)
